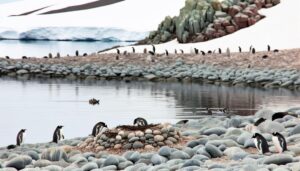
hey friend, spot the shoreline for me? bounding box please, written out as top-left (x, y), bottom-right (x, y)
top-left (1, 112), bottom-right (300, 170)
top-left (1, 48), bottom-right (300, 90)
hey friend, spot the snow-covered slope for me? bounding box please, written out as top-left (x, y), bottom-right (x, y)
top-left (0, 0), bottom-right (185, 41)
top-left (104, 0), bottom-right (300, 53)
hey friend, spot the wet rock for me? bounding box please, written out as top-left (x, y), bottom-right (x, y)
top-left (41, 148), bottom-right (67, 162)
top-left (263, 154), bottom-right (293, 165)
top-left (158, 146), bottom-right (172, 157)
top-left (5, 155), bottom-right (32, 170)
top-left (205, 144), bottom-right (223, 158)
top-left (169, 151), bottom-right (190, 160)
top-left (81, 162), bottom-right (98, 171)
top-left (102, 156), bottom-right (119, 167)
top-left (203, 127), bottom-right (226, 136)
top-left (151, 154), bottom-right (167, 165)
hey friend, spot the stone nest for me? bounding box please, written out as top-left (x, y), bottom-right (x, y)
top-left (77, 124), bottom-right (182, 152)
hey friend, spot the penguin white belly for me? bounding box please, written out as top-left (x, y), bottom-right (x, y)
top-left (253, 138), bottom-right (262, 154)
top-left (22, 132), bottom-right (26, 144)
top-left (272, 136), bottom-right (282, 153)
top-left (60, 129), bottom-right (64, 140)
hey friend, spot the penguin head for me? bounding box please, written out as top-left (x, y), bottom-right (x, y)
top-left (21, 129), bottom-right (26, 133)
top-left (98, 122), bottom-right (107, 128)
top-left (272, 132), bottom-right (279, 136)
top-left (252, 133), bottom-right (260, 138)
top-left (57, 125), bottom-right (63, 129)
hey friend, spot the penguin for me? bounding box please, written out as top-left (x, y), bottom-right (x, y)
top-left (52, 125), bottom-right (64, 143)
top-left (148, 51), bottom-right (155, 56)
top-left (132, 47), bottom-right (135, 53)
top-left (75, 50), bottom-right (79, 57)
top-left (123, 51), bottom-right (127, 55)
top-left (239, 46), bottom-right (242, 53)
top-left (273, 49), bottom-right (279, 53)
top-left (116, 49), bottom-right (120, 55)
top-left (7, 129), bottom-right (26, 149)
top-left (133, 117), bottom-right (148, 126)
top-left (207, 50), bottom-right (212, 54)
top-left (83, 53), bottom-right (87, 57)
top-left (5, 56), bottom-right (10, 59)
top-left (272, 132), bottom-right (287, 153)
top-left (267, 45), bottom-right (271, 52)
top-left (176, 120), bottom-right (189, 125)
top-left (262, 55), bottom-right (268, 59)
top-left (89, 98), bottom-right (100, 105)
top-left (22, 56), bottom-right (27, 59)
top-left (201, 51), bottom-right (206, 56)
top-left (175, 49), bottom-right (178, 54)
top-left (165, 50), bottom-right (169, 56)
top-left (254, 118), bottom-right (266, 127)
top-left (218, 48), bottom-right (222, 54)
top-left (116, 55), bottom-right (119, 60)
top-left (43, 56), bottom-right (48, 59)
top-left (143, 48), bottom-right (147, 54)
top-left (272, 112), bottom-right (297, 121)
top-left (180, 49), bottom-right (184, 54)
top-left (92, 122), bottom-right (107, 137)
top-left (249, 45), bottom-right (253, 52)
top-left (56, 52), bottom-right (61, 58)
top-left (194, 48), bottom-right (199, 54)
top-left (252, 48), bottom-right (256, 54)
top-left (252, 133), bottom-right (270, 154)
top-left (152, 45), bottom-right (156, 54)
top-left (206, 108), bottom-right (212, 115)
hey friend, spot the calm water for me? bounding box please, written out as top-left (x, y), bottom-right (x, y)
top-left (0, 40), bottom-right (133, 58)
top-left (1, 78), bottom-right (300, 146)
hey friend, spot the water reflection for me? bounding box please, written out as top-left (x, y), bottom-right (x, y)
top-left (0, 77), bottom-right (300, 146)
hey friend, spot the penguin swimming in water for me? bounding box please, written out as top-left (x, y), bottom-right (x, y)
top-left (7, 129), bottom-right (26, 149)
top-left (252, 133), bottom-right (270, 154)
top-left (52, 125), bottom-right (64, 143)
top-left (92, 122), bottom-right (107, 137)
top-left (134, 117), bottom-right (148, 126)
top-left (272, 132), bottom-right (287, 153)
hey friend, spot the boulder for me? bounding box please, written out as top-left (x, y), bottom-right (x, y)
top-left (205, 144), bottom-right (223, 158)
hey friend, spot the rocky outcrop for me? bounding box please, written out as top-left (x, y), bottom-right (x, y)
top-left (141, 0), bottom-right (280, 44)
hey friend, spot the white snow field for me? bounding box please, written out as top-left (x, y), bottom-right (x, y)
top-left (104, 0), bottom-right (300, 53)
top-left (0, 0), bottom-right (185, 40)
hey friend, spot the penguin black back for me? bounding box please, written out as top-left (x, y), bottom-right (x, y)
top-left (252, 48), bottom-right (256, 54)
top-left (239, 46), bottom-right (242, 53)
top-left (148, 51), bottom-right (155, 56)
top-left (252, 133), bottom-right (270, 154)
top-left (16, 129), bottom-right (26, 146)
top-left (176, 120), bottom-right (189, 125)
top-left (267, 45), bottom-right (271, 52)
top-left (180, 49), bottom-right (184, 54)
top-left (152, 45), bottom-right (156, 54)
top-left (272, 112), bottom-right (290, 121)
top-left (272, 132), bottom-right (287, 152)
top-left (134, 117), bottom-right (148, 126)
top-left (201, 51), bottom-right (205, 56)
top-left (273, 49), bottom-right (279, 53)
top-left (165, 50), bottom-right (169, 56)
top-left (116, 49), bottom-right (120, 55)
top-left (218, 48), bottom-right (222, 54)
top-left (92, 122), bottom-right (107, 137)
top-left (53, 125), bottom-right (64, 143)
top-left (194, 48), bottom-right (199, 54)
top-left (254, 118), bottom-right (266, 126)
top-left (207, 50), bottom-right (212, 54)
top-left (132, 47), bottom-right (135, 53)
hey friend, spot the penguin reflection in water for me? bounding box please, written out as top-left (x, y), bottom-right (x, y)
top-left (252, 133), bottom-right (270, 154)
top-left (272, 132), bottom-right (287, 153)
top-left (52, 126), bottom-right (64, 143)
top-left (134, 117), bottom-right (148, 126)
top-left (92, 122), bottom-right (108, 137)
top-left (7, 129), bottom-right (26, 149)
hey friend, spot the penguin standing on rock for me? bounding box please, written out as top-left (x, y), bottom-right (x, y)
top-left (7, 129), bottom-right (26, 149)
top-left (268, 45), bottom-right (271, 52)
top-left (239, 46), bottom-right (242, 53)
top-left (52, 126), bottom-right (64, 143)
top-left (134, 117), bottom-right (148, 126)
top-left (165, 50), bottom-right (169, 56)
top-left (218, 48), bottom-right (222, 54)
top-left (272, 132), bottom-right (287, 153)
top-left (252, 48), bottom-right (256, 54)
top-left (252, 133), bottom-right (270, 154)
top-left (194, 48), bottom-right (199, 54)
top-left (201, 51), bottom-right (205, 56)
top-left (132, 47), bottom-right (135, 53)
top-left (92, 122), bottom-right (107, 137)
top-left (116, 49), bottom-right (120, 55)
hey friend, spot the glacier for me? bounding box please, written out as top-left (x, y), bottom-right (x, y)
top-left (0, 27), bottom-right (149, 41)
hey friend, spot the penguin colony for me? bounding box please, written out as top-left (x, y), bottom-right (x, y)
top-left (7, 117), bottom-right (148, 149)
top-left (249, 112), bottom-right (292, 154)
top-left (110, 45), bottom-right (278, 60)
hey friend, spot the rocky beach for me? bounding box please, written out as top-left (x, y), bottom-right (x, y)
top-left (1, 48), bottom-right (300, 89)
top-left (1, 109), bottom-right (300, 170)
